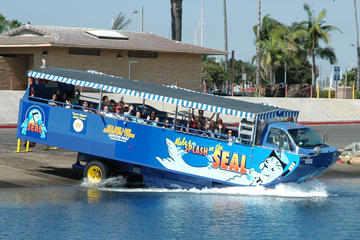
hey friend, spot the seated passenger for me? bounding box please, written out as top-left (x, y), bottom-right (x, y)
top-left (114, 106), bottom-right (125, 119)
top-left (101, 96), bottom-right (109, 110)
top-left (49, 93), bottom-right (59, 106)
top-left (153, 116), bottom-right (160, 126)
top-left (88, 103), bottom-right (96, 113)
top-left (205, 120), bottom-right (216, 137)
top-left (61, 92), bottom-right (67, 103)
top-left (65, 99), bottom-right (72, 109)
top-left (215, 118), bottom-right (227, 138)
top-left (227, 129), bottom-right (234, 141)
top-left (195, 121), bottom-right (204, 134)
top-left (163, 119), bottom-right (171, 128)
top-left (109, 99), bottom-right (116, 112)
top-left (149, 111), bottom-right (157, 121)
top-left (135, 110), bottom-right (145, 124)
top-left (82, 101), bottom-right (90, 112)
top-left (100, 105), bottom-right (113, 118)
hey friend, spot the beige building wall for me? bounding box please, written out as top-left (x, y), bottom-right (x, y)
top-left (0, 46), bottom-right (202, 90)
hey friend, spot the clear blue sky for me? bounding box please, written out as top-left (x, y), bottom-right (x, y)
top-left (1, 0), bottom-right (356, 78)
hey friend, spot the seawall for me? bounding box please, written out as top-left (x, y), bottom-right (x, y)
top-left (1, 90), bottom-right (360, 126)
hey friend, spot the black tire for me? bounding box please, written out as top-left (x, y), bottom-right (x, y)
top-left (83, 160), bottom-right (109, 184)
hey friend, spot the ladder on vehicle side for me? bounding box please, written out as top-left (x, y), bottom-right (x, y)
top-left (238, 121), bottom-right (254, 144)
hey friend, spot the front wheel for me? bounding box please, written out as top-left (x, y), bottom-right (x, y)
top-left (84, 160), bottom-right (109, 184)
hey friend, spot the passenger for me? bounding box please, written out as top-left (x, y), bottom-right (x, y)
top-left (61, 92), bottom-right (67, 103)
top-left (195, 121), bottom-right (204, 134)
top-left (227, 129), bottom-right (235, 142)
top-left (101, 96), bottom-right (109, 110)
top-left (174, 119), bottom-right (181, 130)
top-left (55, 89), bottom-right (61, 100)
top-left (100, 105), bottom-right (113, 118)
top-left (49, 93), bottom-right (59, 106)
top-left (153, 116), bottom-right (160, 126)
top-left (191, 108), bottom-right (215, 125)
top-left (71, 88), bottom-right (80, 106)
top-left (113, 106), bottom-right (123, 119)
top-left (215, 118), bottom-right (227, 138)
top-left (82, 101), bottom-right (89, 112)
top-left (135, 110), bottom-right (144, 124)
top-left (123, 104), bottom-right (135, 121)
top-left (109, 99), bottom-right (116, 112)
top-left (65, 99), bottom-right (72, 109)
top-left (163, 119), bottom-right (171, 128)
top-left (187, 109), bottom-right (198, 130)
top-left (149, 111), bottom-right (157, 121)
top-left (205, 120), bottom-right (217, 137)
top-left (88, 103), bottom-right (96, 113)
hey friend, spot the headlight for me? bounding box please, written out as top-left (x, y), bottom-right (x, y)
top-left (314, 146), bottom-right (322, 155)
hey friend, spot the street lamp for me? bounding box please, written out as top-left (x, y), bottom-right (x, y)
top-left (131, 6), bottom-right (144, 32)
top-left (128, 60), bottom-right (139, 80)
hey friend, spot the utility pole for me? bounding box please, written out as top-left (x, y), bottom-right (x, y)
top-left (256, 0), bottom-right (261, 87)
top-left (223, 0), bottom-right (229, 93)
top-left (231, 50), bottom-right (235, 96)
top-left (354, 0), bottom-right (360, 90)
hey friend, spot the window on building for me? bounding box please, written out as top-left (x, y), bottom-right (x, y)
top-left (69, 48), bottom-right (100, 56)
top-left (128, 50), bottom-right (158, 59)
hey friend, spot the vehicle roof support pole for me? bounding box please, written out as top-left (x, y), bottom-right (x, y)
top-left (252, 118), bottom-right (258, 146)
top-left (174, 105), bottom-right (178, 130)
top-left (98, 90), bottom-right (103, 112)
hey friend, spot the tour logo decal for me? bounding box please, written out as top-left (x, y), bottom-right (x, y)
top-left (71, 112), bottom-right (87, 134)
top-left (102, 124), bottom-right (135, 142)
top-left (20, 105), bottom-right (48, 139)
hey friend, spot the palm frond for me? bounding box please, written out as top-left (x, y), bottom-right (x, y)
top-left (112, 12), bottom-right (131, 30)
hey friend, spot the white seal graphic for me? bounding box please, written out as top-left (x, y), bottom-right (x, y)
top-left (73, 119), bottom-right (84, 132)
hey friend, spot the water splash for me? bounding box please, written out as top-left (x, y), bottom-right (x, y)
top-left (85, 179), bottom-right (328, 198)
top-left (81, 176), bottom-right (127, 188)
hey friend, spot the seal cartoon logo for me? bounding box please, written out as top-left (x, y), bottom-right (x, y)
top-left (20, 105), bottom-right (48, 139)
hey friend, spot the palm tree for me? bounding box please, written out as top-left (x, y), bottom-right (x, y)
top-left (256, 0), bottom-right (261, 86)
top-left (111, 12), bottom-right (131, 30)
top-left (171, 0), bottom-right (183, 41)
top-left (301, 4), bottom-right (341, 86)
top-left (254, 15), bottom-right (289, 85)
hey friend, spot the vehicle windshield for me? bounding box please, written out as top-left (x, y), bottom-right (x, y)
top-left (288, 128), bottom-right (323, 148)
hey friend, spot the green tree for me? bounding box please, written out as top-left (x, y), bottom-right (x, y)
top-left (202, 57), bottom-right (228, 90)
top-left (0, 14), bottom-right (21, 33)
top-left (300, 4), bottom-right (341, 86)
top-left (341, 68), bottom-right (357, 87)
top-left (111, 12), bottom-right (131, 30)
top-left (254, 15), bottom-right (290, 86)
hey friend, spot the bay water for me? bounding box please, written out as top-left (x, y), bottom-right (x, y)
top-left (0, 176), bottom-right (359, 240)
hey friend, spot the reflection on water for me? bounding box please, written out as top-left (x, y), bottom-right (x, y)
top-left (0, 178), bottom-right (359, 240)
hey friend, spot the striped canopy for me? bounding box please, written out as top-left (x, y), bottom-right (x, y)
top-left (27, 67), bottom-right (299, 120)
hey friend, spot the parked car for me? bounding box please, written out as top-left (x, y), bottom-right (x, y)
top-left (129, 103), bottom-right (168, 120)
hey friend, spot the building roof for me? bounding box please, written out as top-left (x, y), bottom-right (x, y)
top-left (0, 24), bottom-right (227, 55)
top-left (28, 67), bottom-right (299, 120)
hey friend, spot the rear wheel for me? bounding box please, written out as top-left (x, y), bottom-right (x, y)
top-left (84, 160), bottom-right (109, 184)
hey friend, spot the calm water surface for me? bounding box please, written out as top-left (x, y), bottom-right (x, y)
top-left (0, 177), bottom-right (359, 240)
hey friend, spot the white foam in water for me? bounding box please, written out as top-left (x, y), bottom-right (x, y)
top-left (81, 176), bottom-right (127, 188)
top-left (83, 178), bottom-right (328, 198)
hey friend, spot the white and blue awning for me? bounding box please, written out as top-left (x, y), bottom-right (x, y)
top-left (28, 67), bottom-right (299, 120)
